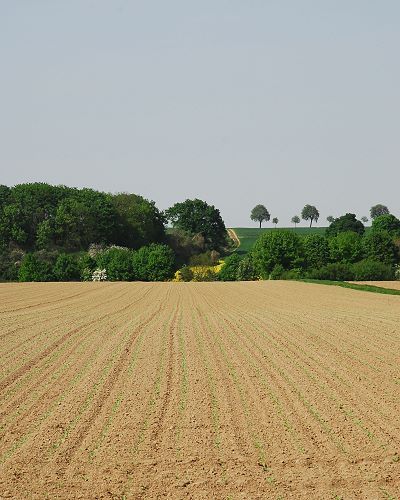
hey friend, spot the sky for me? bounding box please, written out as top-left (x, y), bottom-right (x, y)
top-left (1, 1), bottom-right (399, 227)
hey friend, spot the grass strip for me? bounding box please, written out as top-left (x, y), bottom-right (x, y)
top-left (299, 279), bottom-right (400, 296)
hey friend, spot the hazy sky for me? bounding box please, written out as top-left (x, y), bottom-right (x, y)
top-left (1, 1), bottom-right (399, 227)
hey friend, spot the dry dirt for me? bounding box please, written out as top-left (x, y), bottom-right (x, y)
top-left (0, 281), bottom-right (399, 499)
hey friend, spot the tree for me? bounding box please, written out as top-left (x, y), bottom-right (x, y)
top-left (371, 214), bottom-right (400, 235)
top-left (363, 230), bottom-right (399, 265)
top-left (250, 205), bottom-right (270, 228)
top-left (165, 199), bottom-right (227, 250)
top-left (236, 254), bottom-right (258, 281)
top-left (325, 213), bottom-right (365, 237)
top-left (18, 253), bottom-right (54, 282)
top-left (370, 204), bottom-right (389, 220)
top-left (291, 215), bottom-right (300, 228)
top-left (252, 230), bottom-right (304, 279)
top-left (361, 216), bottom-right (369, 224)
top-left (131, 243), bottom-right (175, 281)
top-left (53, 253), bottom-right (80, 281)
top-left (303, 234), bottom-right (330, 269)
top-left (272, 217), bottom-right (278, 228)
top-left (301, 205), bottom-right (319, 227)
top-left (95, 247), bottom-right (135, 281)
top-left (326, 216), bottom-right (335, 223)
top-left (329, 232), bottom-right (363, 264)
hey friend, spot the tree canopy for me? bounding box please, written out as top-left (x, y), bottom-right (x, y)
top-left (250, 205), bottom-right (270, 228)
top-left (370, 204), bottom-right (389, 219)
top-left (325, 213), bottom-right (365, 237)
top-left (301, 205), bottom-right (319, 227)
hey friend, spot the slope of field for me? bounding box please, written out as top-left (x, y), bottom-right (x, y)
top-left (352, 281), bottom-right (400, 290)
top-left (0, 282), bottom-right (399, 499)
top-left (232, 227), bottom-right (327, 254)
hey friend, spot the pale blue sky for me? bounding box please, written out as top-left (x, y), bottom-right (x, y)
top-left (1, 1), bottom-right (399, 226)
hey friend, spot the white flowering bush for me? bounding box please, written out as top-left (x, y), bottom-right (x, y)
top-left (92, 268), bottom-right (107, 281)
top-left (395, 264), bottom-right (400, 280)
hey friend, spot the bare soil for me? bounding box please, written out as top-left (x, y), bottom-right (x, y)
top-left (0, 281), bottom-right (399, 499)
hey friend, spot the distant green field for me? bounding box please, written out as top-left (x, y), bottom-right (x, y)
top-left (231, 227), bottom-right (327, 254)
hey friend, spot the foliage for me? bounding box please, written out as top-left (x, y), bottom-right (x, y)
top-left (352, 259), bottom-right (394, 281)
top-left (361, 216), bottom-right (369, 223)
top-left (370, 204), bottom-right (389, 220)
top-left (252, 230), bottom-right (304, 279)
top-left (272, 217), bottom-right (279, 227)
top-left (307, 263), bottom-right (355, 281)
top-left (301, 205), bottom-right (319, 227)
top-left (190, 267), bottom-right (218, 282)
top-left (166, 228), bottom-right (205, 265)
top-left (18, 253), bottom-right (54, 282)
top-left (131, 244), bottom-right (175, 281)
top-left (0, 247), bottom-right (24, 281)
top-left (325, 213), bottom-right (365, 237)
top-left (328, 231), bottom-right (363, 264)
top-left (175, 266), bottom-right (194, 282)
top-left (371, 214), bottom-right (400, 235)
top-left (95, 247), bottom-right (135, 281)
top-left (53, 253), bottom-right (80, 281)
top-left (78, 253), bottom-right (96, 281)
top-left (250, 205), bottom-right (270, 228)
top-left (326, 215), bottom-right (335, 223)
top-left (236, 254), bottom-right (258, 281)
top-left (165, 199), bottom-right (226, 250)
top-left (303, 234), bottom-right (330, 269)
top-left (219, 253), bottom-right (241, 281)
top-left (362, 230), bottom-right (399, 266)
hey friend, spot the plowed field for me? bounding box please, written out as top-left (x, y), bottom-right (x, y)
top-left (0, 282), bottom-right (399, 499)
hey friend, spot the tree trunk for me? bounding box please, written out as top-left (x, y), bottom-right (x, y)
top-left (310, 218), bottom-right (313, 228)
top-left (259, 220), bottom-right (261, 228)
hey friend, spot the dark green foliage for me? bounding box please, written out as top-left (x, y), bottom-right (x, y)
top-left (78, 253), bottom-right (96, 281)
top-left (95, 248), bottom-right (135, 281)
top-left (270, 264), bottom-right (285, 280)
top-left (53, 253), bottom-right (80, 281)
top-left (165, 199), bottom-right (226, 250)
top-left (362, 230), bottom-right (399, 265)
top-left (250, 205), bottom-right (270, 228)
top-left (352, 259), bottom-right (394, 281)
top-left (236, 255), bottom-right (258, 281)
top-left (189, 250), bottom-right (220, 267)
top-left (301, 205), bottom-right (319, 227)
top-left (18, 253), bottom-right (54, 282)
top-left (179, 266), bottom-right (194, 282)
top-left (370, 204), bottom-right (389, 219)
top-left (303, 234), bottom-right (330, 269)
top-left (329, 231), bottom-right (363, 264)
top-left (371, 214), bottom-right (400, 235)
top-left (0, 247), bottom-right (24, 281)
top-left (166, 228), bottom-right (204, 265)
top-left (325, 213), bottom-right (365, 237)
top-left (307, 263), bottom-right (355, 281)
top-left (252, 230), bottom-right (304, 279)
top-left (131, 244), bottom-right (175, 281)
top-left (219, 253), bottom-right (241, 281)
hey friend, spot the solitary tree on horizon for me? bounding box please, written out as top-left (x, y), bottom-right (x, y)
top-left (291, 215), bottom-right (300, 228)
top-left (250, 204), bottom-right (270, 228)
top-left (370, 204), bottom-right (389, 219)
top-left (272, 217), bottom-right (278, 228)
top-left (327, 215), bottom-right (335, 223)
top-left (301, 205), bottom-right (320, 227)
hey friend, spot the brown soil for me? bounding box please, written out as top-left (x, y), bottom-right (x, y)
top-left (0, 281), bottom-right (399, 499)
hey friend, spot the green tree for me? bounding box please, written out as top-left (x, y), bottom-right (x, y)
top-left (363, 230), bottom-right (399, 265)
top-left (291, 215), bottom-right (300, 228)
top-left (326, 215), bottom-right (335, 223)
top-left (329, 231), bottom-right (363, 264)
top-left (371, 214), bottom-right (400, 235)
top-left (252, 230), bottom-right (303, 279)
top-left (370, 204), bottom-right (389, 219)
top-left (361, 216), bottom-right (369, 224)
top-left (272, 217), bottom-right (279, 228)
top-left (53, 253), bottom-right (80, 281)
top-left (250, 205), bottom-right (270, 228)
top-left (236, 254), bottom-right (258, 281)
top-left (166, 199), bottom-right (226, 250)
top-left (301, 205), bottom-right (319, 227)
top-left (18, 253), bottom-right (54, 282)
top-left (352, 260), bottom-right (394, 281)
top-left (96, 247), bottom-right (135, 281)
top-left (303, 234), bottom-right (330, 269)
top-left (325, 213), bottom-right (365, 237)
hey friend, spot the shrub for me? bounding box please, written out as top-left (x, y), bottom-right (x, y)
top-left (179, 266), bottom-right (194, 282)
top-left (219, 253), bottom-right (241, 281)
top-left (78, 253), bottom-right (96, 281)
top-left (96, 247), bottom-right (135, 281)
top-left (325, 213), bottom-right (365, 237)
top-left (252, 230), bottom-right (304, 279)
top-left (190, 267), bottom-right (218, 281)
top-left (189, 250), bottom-right (220, 267)
top-left (270, 264), bottom-right (285, 280)
top-left (132, 243), bottom-right (175, 281)
top-left (303, 234), bottom-right (330, 269)
top-left (328, 231), bottom-right (363, 264)
top-left (307, 263), bottom-right (355, 281)
top-left (53, 253), bottom-right (80, 281)
top-left (352, 260), bottom-right (394, 281)
top-left (363, 230), bottom-right (399, 266)
top-left (371, 214), bottom-right (400, 235)
top-left (236, 255), bottom-right (258, 281)
top-left (19, 253), bottom-right (54, 282)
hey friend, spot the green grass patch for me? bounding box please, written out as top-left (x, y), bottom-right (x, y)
top-left (300, 279), bottom-right (400, 296)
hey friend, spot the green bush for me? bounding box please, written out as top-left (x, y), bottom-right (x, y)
top-left (191, 268), bottom-right (218, 282)
top-left (219, 253), bottom-right (241, 281)
top-left (179, 266), bottom-right (194, 282)
top-left (132, 243), bottom-right (175, 281)
top-left (96, 247), bottom-right (135, 281)
top-left (53, 253), bottom-right (80, 281)
top-left (307, 263), bottom-right (355, 281)
top-left (303, 234), bottom-right (330, 269)
top-left (252, 230), bottom-right (304, 279)
top-left (329, 231), bottom-right (363, 264)
top-left (78, 253), bottom-right (96, 281)
top-left (363, 230), bottom-right (399, 265)
top-left (352, 259), bottom-right (394, 281)
top-left (371, 214), bottom-right (400, 235)
top-left (270, 264), bottom-right (285, 280)
top-left (325, 213), bottom-right (365, 237)
top-left (236, 255), bottom-right (258, 281)
top-left (19, 253), bottom-right (54, 282)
